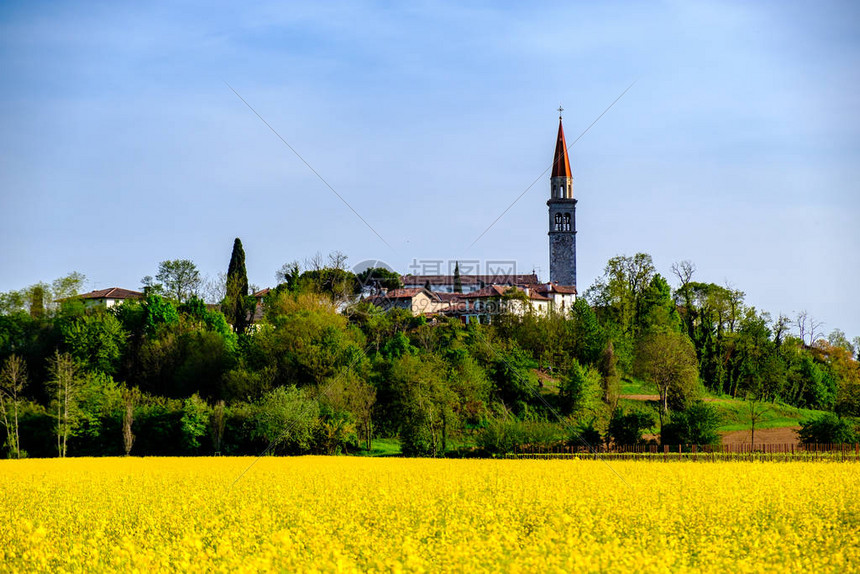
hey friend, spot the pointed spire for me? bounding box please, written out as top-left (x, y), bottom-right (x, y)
top-left (552, 116), bottom-right (572, 178)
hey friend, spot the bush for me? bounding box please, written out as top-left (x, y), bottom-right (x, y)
top-left (476, 418), bottom-right (562, 455)
top-left (180, 394), bottom-right (210, 453)
top-left (253, 386), bottom-right (319, 454)
top-left (607, 408), bottom-right (654, 446)
top-left (559, 359), bottom-right (603, 417)
top-left (798, 413), bottom-right (857, 444)
top-left (475, 418), bottom-right (524, 456)
top-left (661, 401), bottom-right (721, 446)
top-left (569, 419), bottom-right (603, 449)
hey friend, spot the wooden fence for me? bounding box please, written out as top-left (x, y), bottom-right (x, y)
top-left (505, 443), bottom-right (860, 462)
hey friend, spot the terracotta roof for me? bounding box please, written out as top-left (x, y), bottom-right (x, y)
top-left (529, 283), bottom-right (577, 295)
top-left (528, 291), bottom-right (551, 301)
top-left (435, 292), bottom-right (462, 303)
top-left (386, 288), bottom-right (423, 299)
top-left (75, 287), bottom-right (144, 301)
top-left (459, 284), bottom-right (554, 302)
top-left (252, 288), bottom-right (270, 298)
top-left (551, 118), bottom-right (572, 178)
top-left (401, 274), bottom-right (539, 286)
top-left (461, 285), bottom-right (508, 298)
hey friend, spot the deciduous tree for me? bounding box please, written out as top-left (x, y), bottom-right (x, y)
top-left (156, 259), bottom-right (201, 302)
top-left (0, 355), bottom-right (27, 458)
top-left (46, 351), bottom-right (83, 457)
top-left (634, 331), bottom-right (699, 432)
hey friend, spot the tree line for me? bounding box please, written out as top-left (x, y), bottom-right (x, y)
top-left (0, 242), bottom-right (858, 459)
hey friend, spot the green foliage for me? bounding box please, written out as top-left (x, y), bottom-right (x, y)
top-left (46, 351), bottom-right (83, 457)
top-left (598, 340), bottom-right (621, 410)
top-left (661, 401), bottom-right (722, 446)
top-left (51, 272), bottom-right (87, 302)
top-left (381, 332), bottom-right (417, 360)
top-left (29, 285), bottom-right (46, 319)
top-left (61, 311), bottom-right (127, 375)
top-left (796, 353), bottom-right (837, 410)
top-left (489, 345), bottom-right (539, 412)
top-left (634, 330), bottom-right (699, 423)
top-left (297, 269), bottom-right (359, 299)
top-left (389, 354), bottom-right (454, 457)
top-left (639, 274), bottom-right (682, 334)
top-left (312, 410), bottom-right (358, 455)
top-left (585, 253), bottom-right (655, 344)
top-left (253, 386), bottom-right (319, 453)
top-left (142, 294), bottom-right (179, 335)
top-left (607, 408), bottom-right (655, 446)
top-left (559, 359), bottom-right (603, 418)
top-left (223, 238), bottom-right (251, 333)
top-left (476, 418), bottom-right (562, 455)
top-left (179, 297), bottom-right (238, 352)
top-left (797, 413), bottom-right (857, 444)
top-left (568, 298), bottom-right (608, 366)
top-left (1, 251), bottom-right (859, 459)
top-left (570, 419), bottom-right (603, 449)
top-left (0, 354), bottom-right (27, 458)
top-left (256, 291), bottom-right (366, 388)
top-left (0, 272), bottom-right (85, 317)
top-left (0, 290), bottom-right (27, 315)
top-left (70, 371), bottom-right (123, 455)
top-left (180, 394), bottom-right (210, 452)
top-left (356, 267), bottom-right (402, 292)
top-left (156, 259), bottom-right (201, 302)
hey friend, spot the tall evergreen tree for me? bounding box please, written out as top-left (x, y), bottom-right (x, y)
top-left (453, 262), bottom-right (462, 294)
top-left (223, 238), bottom-right (249, 333)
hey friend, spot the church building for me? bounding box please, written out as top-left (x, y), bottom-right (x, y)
top-left (375, 113), bottom-right (579, 321)
top-left (548, 109), bottom-right (577, 287)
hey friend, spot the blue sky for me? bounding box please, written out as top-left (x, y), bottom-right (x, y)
top-left (1, 1), bottom-right (858, 338)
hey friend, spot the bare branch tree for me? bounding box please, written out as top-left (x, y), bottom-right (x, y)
top-left (671, 260), bottom-right (696, 287)
top-left (327, 250), bottom-right (349, 271)
top-left (795, 311), bottom-right (808, 344)
top-left (809, 317), bottom-right (825, 346)
top-left (796, 310), bottom-right (824, 345)
top-left (200, 272), bottom-right (227, 304)
top-left (306, 252), bottom-right (324, 272)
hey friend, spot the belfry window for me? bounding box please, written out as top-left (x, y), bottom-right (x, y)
top-left (563, 213), bottom-right (571, 231)
top-left (554, 213), bottom-right (562, 231)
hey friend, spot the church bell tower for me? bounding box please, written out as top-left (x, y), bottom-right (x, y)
top-left (548, 109), bottom-right (577, 286)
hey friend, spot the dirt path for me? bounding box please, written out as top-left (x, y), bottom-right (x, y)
top-left (619, 394), bottom-right (721, 402)
top-left (720, 426), bottom-right (800, 446)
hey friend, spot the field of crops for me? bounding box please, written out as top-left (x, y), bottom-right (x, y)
top-left (1, 457), bottom-right (858, 573)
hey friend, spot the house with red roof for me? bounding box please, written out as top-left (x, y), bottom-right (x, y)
top-left (65, 287), bottom-right (144, 309)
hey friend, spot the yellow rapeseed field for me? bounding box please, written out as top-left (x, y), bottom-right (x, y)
top-left (0, 457), bottom-right (858, 573)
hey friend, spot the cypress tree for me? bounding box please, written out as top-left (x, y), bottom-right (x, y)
top-left (453, 262), bottom-right (462, 294)
top-left (223, 238), bottom-right (249, 333)
top-left (29, 286), bottom-right (45, 319)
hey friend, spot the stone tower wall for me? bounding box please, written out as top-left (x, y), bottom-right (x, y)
top-left (547, 196), bottom-right (577, 286)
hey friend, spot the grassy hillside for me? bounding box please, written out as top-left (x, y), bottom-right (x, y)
top-left (619, 378), bottom-right (826, 432)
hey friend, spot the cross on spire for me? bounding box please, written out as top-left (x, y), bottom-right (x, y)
top-left (558, 105), bottom-right (564, 119)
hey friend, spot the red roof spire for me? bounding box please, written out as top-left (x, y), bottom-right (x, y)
top-left (551, 115), bottom-right (572, 178)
